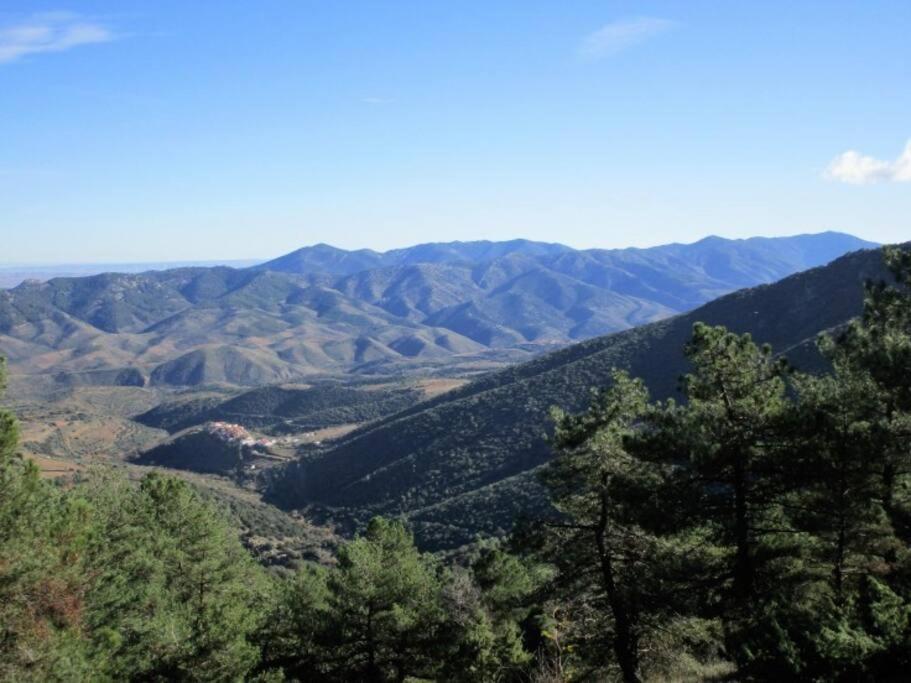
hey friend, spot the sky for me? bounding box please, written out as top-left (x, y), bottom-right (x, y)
top-left (1, 1), bottom-right (909, 264)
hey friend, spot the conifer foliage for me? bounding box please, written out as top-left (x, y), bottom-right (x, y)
top-left (537, 246), bottom-right (911, 680)
top-left (0, 246), bottom-right (910, 681)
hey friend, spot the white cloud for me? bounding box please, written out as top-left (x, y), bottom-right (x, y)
top-left (579, 17), bottom-right (676, 60)
top-left (0, 12), bottom-right (113, 64)
top-left (824, 140), bottom-right (911, 184)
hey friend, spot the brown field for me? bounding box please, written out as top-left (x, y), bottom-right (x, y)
top-left (28, 454), bottom-right (83, 479)
top-left (17, 412), bottom-right (167, 463)
top-left (307, 423), bottom-right (360, 442)
top-left (415, 377), bottom-right (468, 398)
top-left (3, 374), bottom-right (460, 494)
top-left (5, 384), bottom-right (173, 469)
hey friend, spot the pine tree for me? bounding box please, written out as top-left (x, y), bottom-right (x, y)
top-left (453, 547), bottom-right (540, 681)
top-left (791, 361), bottom-right (895, 603)
top-left (541, 370), bottom-right (722, 681)
top-left (80, 471), bottom-right (266, 681)
top-left (674, 323), bottom-right (792, 604)
top-left (0, 358), bottom-right (93, 679)
top-left (834, 246), bottom-right (911, 540)
top-left (255, 563), bottom-right (332, 680)
top-left (542, 370), bottom-right (651, 681)
top-left (323, 517), bottom-right (451, 682)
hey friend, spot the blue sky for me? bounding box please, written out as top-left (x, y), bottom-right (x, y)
top-left (1, 1), bottom-right (909, 263)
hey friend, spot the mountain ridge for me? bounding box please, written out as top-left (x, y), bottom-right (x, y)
top-left (264, 244), bottom-right (892, 549)
top-left (0, 232), bottom-right (875, 387)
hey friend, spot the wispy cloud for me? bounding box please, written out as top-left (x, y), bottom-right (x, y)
top-left (362, 97), bottom-right (393, 106)
top-left (824, 140), bottom-right (911, 184)
top-left (579, 17), bottom-right (676, 61)
top-left (0, 12), bottom-right (114, 65)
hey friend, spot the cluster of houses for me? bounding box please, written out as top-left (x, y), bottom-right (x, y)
top-left (206, 421), bottom-right (275, 449)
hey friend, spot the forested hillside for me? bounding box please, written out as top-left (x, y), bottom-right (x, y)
top-left (2, 245), bottom-right (909, 682)
top-left (266, 246), bottom-right (892, 548)
top-left (136, 382), bottom-right (424, 435)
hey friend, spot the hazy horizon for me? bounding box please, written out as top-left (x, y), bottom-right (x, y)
top-left (1, 2), bottom-right (908, 263)
top-left (0, 229), bottom-right (879, 270)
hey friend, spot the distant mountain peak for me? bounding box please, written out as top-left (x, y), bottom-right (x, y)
top-left (1, 230), bottom-right (880, 389)
top-left (264, 245), bottom-right (892, 549)
top-left (256, 232), bottom-right (876, 278)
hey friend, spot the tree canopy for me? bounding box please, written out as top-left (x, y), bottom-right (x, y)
top-left (1, 246), bottom-right (910, 681)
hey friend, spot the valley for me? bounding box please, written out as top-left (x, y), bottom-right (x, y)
top-left (267, 244), bottom-right (893, 548)
top-left (0, 232), bottom-right (871, 388)
top-left (2, 238), bottom-right (906, 681)
top-left (6, 6), bottom-right (907, 676)
top-left (0, 235), bottom-right (886, 552)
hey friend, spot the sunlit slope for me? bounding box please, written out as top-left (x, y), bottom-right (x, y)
top-left (0, 233), bottom-right (873, 386)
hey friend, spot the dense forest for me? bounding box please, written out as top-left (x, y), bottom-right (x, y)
top-left (266, 246), bottom-right (889, 550)
top-left (135, 383), bottom-right (425, 435)
top-left (2, 246), bottom-right (910, 681)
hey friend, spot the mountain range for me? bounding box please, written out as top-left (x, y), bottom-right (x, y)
top-left (264, 245), bottom-right (892, 549)
top-left (0, 232), bottom-right (874, 386)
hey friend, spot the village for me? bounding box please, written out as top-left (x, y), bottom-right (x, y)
top-left (205, 421), bottom-right (275, 449)
top-left (204, 421), bottom-right (325, 451)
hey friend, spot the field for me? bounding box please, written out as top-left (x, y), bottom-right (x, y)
top-left (28, 454), bottom-right (82, 478)
top-left (1, 370), bottom-right (467, 563)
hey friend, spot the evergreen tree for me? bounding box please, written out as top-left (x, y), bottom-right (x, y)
top-left (0, 358), bottom-right (93, 680)
top-left (723, 358), bottom-right (908, 680)
top-left (259, 522), bottom-right (538, 682)
top-left (541, 370), bottom-right (721, 681)
top-left (80, 471), bottom-right (266, 681)
top-left (450, 547), bottom-right (540, 681)
top-left (673, 323), bottom-right (793, 605)
top-left (321, 517), bottom-right (452, 682)
top-left (834, 245), bottom-right (911, 540)
top-left (791, 362), bottom-right (895, 603)
top-left (542, 370), bottom-right (650, 681)
top-left (255, 562), bottom-right (333, 681)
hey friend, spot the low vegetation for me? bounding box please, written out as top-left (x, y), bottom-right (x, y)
top-left (0, 233), bottom-right (869, 387)
top-left (1, 245), bottom-right (908, 680)
top-left (266, 246), bottom-right (891, 549)
top-left (136, 382), bottom-right (424, 435)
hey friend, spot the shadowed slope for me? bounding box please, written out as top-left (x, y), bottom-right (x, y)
top-left (265, 246), bottom-right (890, 549)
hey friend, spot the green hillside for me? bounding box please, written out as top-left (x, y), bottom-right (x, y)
top-left (265, 246), bottom-right (891, 549)
top-left (136, 382), bottom-right (424, 434)
top-left (133, 429), bottom-right (255, 475)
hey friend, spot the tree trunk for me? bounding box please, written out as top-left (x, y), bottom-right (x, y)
top-left (365, 604), bottom-right (381, 683)
top-left (732, 454), bottom-right (753, 602)
top-left (595, 477), bottom-right (641, 683)
top-left (882, 460), bottom-right (896, 521)
top-left (833, 458), bottom-right (848, 602)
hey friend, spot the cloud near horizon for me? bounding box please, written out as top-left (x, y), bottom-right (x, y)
top-left (824, 140), bottom-right (911, 184)
top-left (0, 12), bottom-right (113, 64)
top-left (579, 17), bottom-right (676, 60)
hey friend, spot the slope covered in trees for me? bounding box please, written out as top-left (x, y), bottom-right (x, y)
top-left (266, 246), bottom-right (893, 548)
top-left (2, 244), bottom-right (909, 681)
top-left (0, 363), bottom-right (540, 680)
top-left (531, 246), bottom-right (911, 680)
top-left (136, 382), bottom-right (424, 435)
